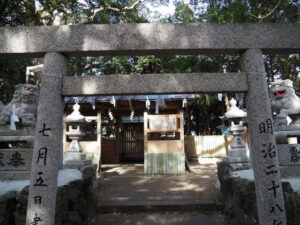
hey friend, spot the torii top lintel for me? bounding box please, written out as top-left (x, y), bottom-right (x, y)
top-left (0, 23), bottom-right (299, 57)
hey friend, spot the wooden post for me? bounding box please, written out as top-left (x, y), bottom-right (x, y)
top-left (144, 111), bottom-right (148, 154)
top-left (97, 111), bottom-right (101, 173)
top-left (179, 110), bottom-right (184, 148)
top-left (117, 115), bottom-right (122, 163)
top-left (144, 111), bottom-right (148, 173)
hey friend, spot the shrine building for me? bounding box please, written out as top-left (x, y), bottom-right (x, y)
top-left (63, 94), bottom-right (200, 174)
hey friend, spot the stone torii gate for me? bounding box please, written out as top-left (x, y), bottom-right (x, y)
top-left (1, 23), bottom-right (300, 225)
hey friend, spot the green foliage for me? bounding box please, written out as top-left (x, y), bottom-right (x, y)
top-left (173, 3), bottom-right (195, 23)
top-left (201, 0), bottom-right (299, 23)
top-left (0, 0), bottom-right (41, 26)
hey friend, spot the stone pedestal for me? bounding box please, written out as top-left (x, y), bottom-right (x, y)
top-left (276, 143), bottom-right (300, 177)
top-left (0, 130), bottom-right (34, 180)
top-left (275, 125), bottom-right (300, 178)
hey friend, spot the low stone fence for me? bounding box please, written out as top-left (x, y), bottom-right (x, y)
top-left (0, 167), bottom-right (97, 225)
top-left (217, 161), bottom-right (300, 225)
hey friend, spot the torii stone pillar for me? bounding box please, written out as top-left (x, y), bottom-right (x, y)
top-left (242, 49), bottom-right (286, 225)
top-left (26, 52), bottom-right (67, 225)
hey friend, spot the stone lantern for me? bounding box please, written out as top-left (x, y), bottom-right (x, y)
top-left (224, 98), bottom-right (250, 170)
top-left (63, 102), bottom-right (92, 169)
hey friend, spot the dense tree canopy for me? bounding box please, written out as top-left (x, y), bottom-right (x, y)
top-left (0, 0), bottom-right (299, 134)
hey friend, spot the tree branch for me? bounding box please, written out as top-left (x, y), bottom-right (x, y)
top-left (249, 0), bottom-right (282, 21)
top-left (80, 0), bottom-right (144, 24)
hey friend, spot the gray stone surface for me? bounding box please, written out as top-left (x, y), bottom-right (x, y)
top-left (0, 171), bottom-right (31, 180)
top-left (227, 148), bottom-right (248, 157)
top-left (0, 130), bottom-right (33, 136)
top-left (280, 166), bottom-right (300, 177)
top-left (64, 152), bottom-right (86, 161)
top-left (0, 149), bottom-right (32, 171)
top-left (275, 124), bottom-right (300, 131)
top-left (242, 49), bottom-right (287, 225)
top-left (226, 156), bottom-right (249, 163)
top-left (63, 73), bottom-right (248, 96)
top-left (0, 23), bottom-right (299, 57)
top-left (277, 144), bottom-right (300, 166)
top-left (26, 53), bottom-right (67, 225)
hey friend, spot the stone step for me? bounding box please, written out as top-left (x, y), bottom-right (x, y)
top-left (90, 211), bottom-right (228, 225)
top-left (97, 199), bottom-right (222, 213)
top-left (63, 159), bottom-right (92, 166)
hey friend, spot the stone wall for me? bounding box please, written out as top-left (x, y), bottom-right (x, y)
top-left (217, 161), bottom-right (300, 225)
top-left (0, 167), bottom-right (97, 225)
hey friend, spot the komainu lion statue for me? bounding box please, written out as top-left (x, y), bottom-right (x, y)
top-left (270, 79), bottom-right (300, 126)
top-left (0, 84), bottom-right (39, 129)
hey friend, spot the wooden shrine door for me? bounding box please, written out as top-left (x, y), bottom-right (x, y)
top-left (119, 123), bottom-right (144, 162)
